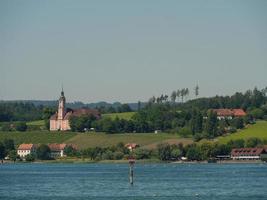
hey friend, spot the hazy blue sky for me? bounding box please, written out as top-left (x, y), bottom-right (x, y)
top-left (0, 0), bottom-right (266, 103)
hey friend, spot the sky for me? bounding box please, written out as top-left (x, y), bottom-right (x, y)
top-left (0, 0), bottom-right (266, 103)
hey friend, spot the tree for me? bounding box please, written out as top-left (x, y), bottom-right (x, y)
top-left (0, 142), bottom-right (6, 162)
top-left (69, 114), bottom-right (97, 132)
top-left (246, 137), bottom-right (262, 148)
top-left (157, 143), bottom-right (171, 161)
top-left (15, 122), bottom-right (27, 131)
top-left (171, 91), bottom-right (177, 103)
top-left (137, 101), bottom-right (141, 111)
top-left (176, 90), bottom-right (181, 102)
top-left (25, 154), bottom-right (35, 162)
top-left (134, 149), bottom-right (151, 160)
top-left (9, 150), bottom-right (18, 162)
top-left (231, 118), bottom-right (244, 129)
top-left (205, 111), bottom-right (218, 138)
top-left (227, 139), bottom-right (245, 148)
top-left (190, 109), bottom-right (203, 134)
top-left (64, 145), bottom-right (77, 157)
top-left (186, 145), bottom-right (202, 161)
top-left (249, 108), bottom-right (264, 119)
top-left (36, 144), bottom-right (51, 160)
top-left (3, 139), bottom-right (15, 153)
top-left (194, 85), bottom-right (199, 98)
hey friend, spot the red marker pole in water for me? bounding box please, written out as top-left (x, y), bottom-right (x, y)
top-left (128, 157), bottom-right (135, 185)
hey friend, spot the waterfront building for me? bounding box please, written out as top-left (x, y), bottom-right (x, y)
top-left (17, 144), bottom-right (37, 158)
top-left (125, 143), bottom-right (140, 151)
top-left (231, 148), bottom-right (267, 160)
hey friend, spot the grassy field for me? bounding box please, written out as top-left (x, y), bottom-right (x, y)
top-left (102, 112), bottom-right (136, 120)
top-left (217, 121), bottom-right (267, 144)
top-left (65, 132), bottom-right (190, 149)
top-left (26, 120), bottom-right (45, 126)
top-left (0, 131), bottom-right (77, 147)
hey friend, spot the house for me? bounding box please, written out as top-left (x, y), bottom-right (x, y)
top-left (125, 143), bottom-right (140, 151)
top-left (50, 90), bottom-right (101, 131)
top-left (231, 148), bottom-right (267, 160)
top-left (17, 144), bottom-right (37, 158)
top-left (48, 143), bottom-right (77, 158)
top-left (212, 109), bottom-right (246, 120)
top-left (48, 143), bottom-right (67, 157)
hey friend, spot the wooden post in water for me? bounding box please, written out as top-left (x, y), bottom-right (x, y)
top-left (128, 157), bottom-right (135, 185)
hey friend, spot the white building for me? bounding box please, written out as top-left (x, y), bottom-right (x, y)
top-left (17, 144), bottom-right (37, 158)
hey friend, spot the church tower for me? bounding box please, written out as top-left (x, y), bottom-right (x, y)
top-left (57, 89), bottom-right (66, 120)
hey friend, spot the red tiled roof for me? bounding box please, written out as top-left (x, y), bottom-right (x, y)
top-left (212, 109), bottom-right (246, 117)
top-left (48, 143), bottom-right (78, 151)
top-left (50, 108), bottom-right (101, 120)
top-left (232, 109), bottom-right (246, 117)
top-left (18, 144), bottom-right (36, 150)
top-left (231, 148), bottom-right (264, 156)
top-left (48, 143), bottom-right (66, 151)
top-left (125, 143), bottom-right (139, 149)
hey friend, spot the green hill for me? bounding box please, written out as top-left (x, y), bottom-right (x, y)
top-left (217, 121), bottom-right (267, 144)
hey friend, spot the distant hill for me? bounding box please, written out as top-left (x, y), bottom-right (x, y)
top-left (0, 100), bottom-right (146, 111)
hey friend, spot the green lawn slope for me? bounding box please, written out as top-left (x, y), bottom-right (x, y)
top-left (0, 131), bottom-right (77, 147)
top-left (65, 132), bottom-right (188, 149)
top-left (217, 121), bottom-right (267, 144)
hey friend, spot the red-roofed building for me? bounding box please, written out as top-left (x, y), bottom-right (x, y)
top-left (212, 109), bottom-right (246, 120)
top-left (50, 90), bottom-right (101, 131)
top-left (231, 148), bottom-right (266, 160)
top-left (125, 143), bottom-right (140, 151)
top-left (48, 143), bottom-right (77, 157)
top-left (17, 144), bottom-right (37, 158)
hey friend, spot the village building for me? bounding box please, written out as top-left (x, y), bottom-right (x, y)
top-left (17, 143), bottom-right (37, 158)
top-left (231, 147), bottom-right (267, 160)
top-left (50, 90), bottom-right (101, 131)
top-left (48, 143), bottom-right (77, 157)
top-left (212, 109), bottom-right (246, 120)
top-left (125, 143), bottom-right (140, 151)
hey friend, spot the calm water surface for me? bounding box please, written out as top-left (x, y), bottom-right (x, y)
top-left (0, 163), bottom-right (266, 200)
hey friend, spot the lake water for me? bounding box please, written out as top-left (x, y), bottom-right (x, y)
top-left (0, 163), bottom-right (267, 200)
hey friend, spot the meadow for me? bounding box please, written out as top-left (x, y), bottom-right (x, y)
top-left (217, 121), bottom-right (267, 143)
top-left (0, 131), bottom-right (77, 147)
top-left (65, 132), bottom-right (192, 149)
top-left (102, 112), bottom-right (136, 120)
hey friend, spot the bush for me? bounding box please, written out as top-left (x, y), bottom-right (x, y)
top-left (186, 145), bottom-right (202, 161)
top-left (15, 122), bottom-right (27, 131)
top-left (228, 127), bottom-right (237, 133)
top-left (178, 127), bottom-right (192, 138)
top-left (101, 150), bottom-right (114, 160)
top-left (64, 145), bottom-right (77, 157)
top-left (231, 118), bottom-right (244, 129)
top-left (113, 151), bottom-right (124, 160)
top-left (249, 108), bottom-right (264, 119)
top-left (134, 149), bottom-right (151, 160)
top-left (157, 143), bottom-right (171, 161)
top-left (1, 123), bottom-right (11, 131)
top-left (25, 154), bottom-right (35, 162)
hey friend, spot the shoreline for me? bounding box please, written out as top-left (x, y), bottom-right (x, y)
top-left (2, 158), bottom-right (266, 164)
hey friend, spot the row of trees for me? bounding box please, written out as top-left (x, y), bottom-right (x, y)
top-left (148, 85), bottom-right (200, 105)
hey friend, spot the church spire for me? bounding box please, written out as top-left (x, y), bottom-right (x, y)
top-left (61, 84), bottom-right (64, 96)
